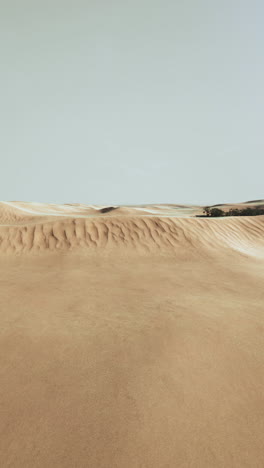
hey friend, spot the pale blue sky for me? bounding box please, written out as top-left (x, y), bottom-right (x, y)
top-left (1, 0), bottom-right (263, 205)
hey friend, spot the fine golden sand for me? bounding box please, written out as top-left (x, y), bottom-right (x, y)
top-left (0, 201), bottom-right (264, 467)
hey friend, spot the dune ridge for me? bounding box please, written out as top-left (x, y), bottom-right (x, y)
top-left (0, 201), bottom-right (264, 256)
top-left (0, 213), bottom-right (263, 258)
top-left (1, 200), bottom-right (263, 224)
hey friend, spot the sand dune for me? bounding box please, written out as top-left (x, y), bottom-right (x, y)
top-left (0, 201), bottom-right (264, 467)
top-left (0, 212), bottom-right (264, 258)
top-left (0, 201), bottom-right (264, 257)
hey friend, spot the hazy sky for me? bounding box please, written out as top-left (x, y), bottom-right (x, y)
top-left (1, 1), bottom-right (263, 205)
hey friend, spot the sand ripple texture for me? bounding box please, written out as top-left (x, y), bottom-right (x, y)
top-left (0, 201), bottom-right (263, 258)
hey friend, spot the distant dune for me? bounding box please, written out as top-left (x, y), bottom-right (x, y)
top-left (0, 201), bottom-right (264, 467)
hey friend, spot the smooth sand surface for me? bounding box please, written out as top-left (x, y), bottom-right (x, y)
top-left (0, 201), bottom-right (264, 467)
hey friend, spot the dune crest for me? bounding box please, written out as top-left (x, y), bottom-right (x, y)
top-left (0, 201), bottom-right (263, 257)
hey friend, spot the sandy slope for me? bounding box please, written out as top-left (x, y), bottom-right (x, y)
top-left (0, 201), bottom-right (264, 467)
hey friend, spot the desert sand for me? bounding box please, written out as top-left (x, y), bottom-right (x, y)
top-left (0, 200), bottom-right (264, 467)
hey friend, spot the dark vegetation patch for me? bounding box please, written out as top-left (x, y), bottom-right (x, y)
top-left (99, 206), bottom-right (118, 214)
top-left (197, 206), bottom-right (264, 218)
